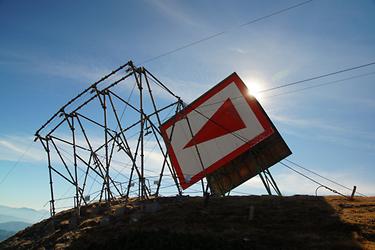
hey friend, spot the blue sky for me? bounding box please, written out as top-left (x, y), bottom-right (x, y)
top-left (0, 0), bottom-right (375, 210)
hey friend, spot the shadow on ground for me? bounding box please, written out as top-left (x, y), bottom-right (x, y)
top-left (2, 195), bottom-right (374, 249)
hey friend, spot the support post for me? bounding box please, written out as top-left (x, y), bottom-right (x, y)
top-left (103, 92), bottom-right (111, 203)
top-left (70, 115), bottom-right (80, 215)
top-left (45, 138), bottom-right (56, 216)
top-left (139, 72), bottom-right (145, 199)
top-left (350, 186), bottom-right (357, 200)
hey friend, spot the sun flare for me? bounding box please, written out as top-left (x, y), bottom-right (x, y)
top-left (245, 79), bottom-right (264, 102)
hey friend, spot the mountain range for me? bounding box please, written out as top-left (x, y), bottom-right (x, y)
top-left (0, 204), bottom-right (48, 241)
top-left (0, 205), bottom-right (48, 224)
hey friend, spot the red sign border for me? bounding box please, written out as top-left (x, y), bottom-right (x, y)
top-left (160, 73), bottom-right (274, 189)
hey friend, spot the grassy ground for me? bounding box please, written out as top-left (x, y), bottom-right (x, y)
top-left (1, 195), bottom-right (374, 249)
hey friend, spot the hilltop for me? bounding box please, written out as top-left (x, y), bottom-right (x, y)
top-left (1, 195), bottom-right (374, 249)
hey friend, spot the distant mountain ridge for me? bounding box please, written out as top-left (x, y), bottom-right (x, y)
top-left (0, 204), bottom-right (45, 242)
top-left (0, 221), bottom-right (31, 242)
top-left (0, 229), bottom-right (14, 242)
top-left (0, 214), bottom-right (26, 224)
top-left (0, 205), bottom-right (48, 224)
top-left (0, 221), bottom-right (31, 232)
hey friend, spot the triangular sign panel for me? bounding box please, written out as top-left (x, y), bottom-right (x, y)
top-left (160, 73), bottom-right (275, 189)
top-left (184, 98), bottom-right (246, 148)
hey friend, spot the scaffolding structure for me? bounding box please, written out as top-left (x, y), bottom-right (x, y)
top-left (35, 61), bottom-right (184, 216)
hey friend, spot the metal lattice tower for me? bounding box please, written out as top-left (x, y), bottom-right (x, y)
top-left (35, 61), bottom-right (184, 216)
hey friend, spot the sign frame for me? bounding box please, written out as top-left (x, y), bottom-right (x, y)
top-left (160, 73), bottom-right (275, 189)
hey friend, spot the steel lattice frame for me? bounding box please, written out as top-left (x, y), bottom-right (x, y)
top-left (35, 61), bottom-right (185, 216)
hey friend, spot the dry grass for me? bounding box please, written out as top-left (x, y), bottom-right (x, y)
top-left (1, 195), bottom-right (374, 249)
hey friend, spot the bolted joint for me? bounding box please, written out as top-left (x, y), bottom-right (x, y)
top-left (99, 89), bottom-right (109, 96)
top-left (34, 133), bottom-right (40, 142)
top-left (90, 86), bottom-right (97, 94)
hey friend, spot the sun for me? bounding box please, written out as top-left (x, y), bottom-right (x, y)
top-left (245, 79), bottom-right (264, 101)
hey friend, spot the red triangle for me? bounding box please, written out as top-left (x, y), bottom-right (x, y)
top-left (184, 98), bottom-right (246, 149)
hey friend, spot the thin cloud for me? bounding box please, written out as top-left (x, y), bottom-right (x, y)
top-left (36, 60), bottom-right (110, 83)
top-left (229, 47), bottom-right (248, 55)
top-left (148, 0), bottom-right (199, 27)
top-left (267, 112), bottom-right (375, 154)
top-left (0, 49), bottom-right (111, 83)
top-left (0, 136), bottom-right (44, 163)
top-left (327, 95), bottom-right (375, 109)
top-left (271, 113), bottom-right (375, 141)
top-left (315, 134), bottom-right (375, 152)
top-left (0, 49), bottom-right (193, 104)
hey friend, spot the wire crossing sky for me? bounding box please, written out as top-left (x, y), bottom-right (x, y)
top-left (0, 0), bottom-right (375, 210)
top-left (259, 61), bottom-right (375, 93)
top-left (139, 0), bottom-right (314, 64)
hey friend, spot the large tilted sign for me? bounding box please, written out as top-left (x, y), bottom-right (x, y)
top-left (160, 73), bottom-right (291, 194)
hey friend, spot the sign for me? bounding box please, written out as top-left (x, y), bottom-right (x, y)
top-left (160, 73), bottom-right (276, 189)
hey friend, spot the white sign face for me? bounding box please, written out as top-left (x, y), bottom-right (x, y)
top-left (160, 73), bottom-right (274, 189)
